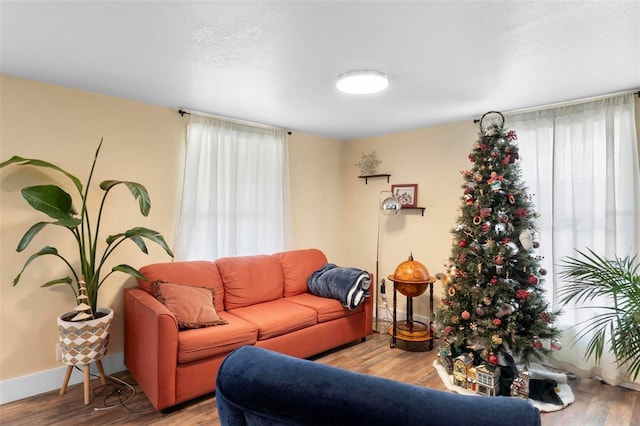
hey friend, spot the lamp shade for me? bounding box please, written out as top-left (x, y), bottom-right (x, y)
top-left (381, 196), bottom-right (401, 215)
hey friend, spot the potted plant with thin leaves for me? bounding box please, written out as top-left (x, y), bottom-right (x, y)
top-left (1, 138), bottom-right (174, 367)
top-left (557, 249), bottom-right (640, 382)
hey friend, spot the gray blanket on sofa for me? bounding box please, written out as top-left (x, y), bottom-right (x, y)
top-left (307, 263), bottom-right (370, 309)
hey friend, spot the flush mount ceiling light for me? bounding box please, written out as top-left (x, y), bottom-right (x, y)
top-left (335, 70), bottom-right (389, 95)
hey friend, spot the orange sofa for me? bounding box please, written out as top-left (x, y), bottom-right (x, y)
top-left (123, 248), bottom-right (373, 411)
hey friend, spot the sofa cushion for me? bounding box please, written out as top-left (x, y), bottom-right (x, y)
top-left (138, 261), bottom-right (225, 313)
top-left (152, 281), bottom-right (227, 330)
top-left (273, 248), bottom-right (328, 297)
top-left (217, 255), bottom-right (284, 310)
top-left (228, 299), bottom-right (317, 340)
top-left (177, 311), bottom-right (258, 364)
top-left (283, 293), bottom-right (363, 323)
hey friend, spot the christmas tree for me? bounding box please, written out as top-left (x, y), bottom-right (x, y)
top-left (435, 112), bottom-right (561, 369)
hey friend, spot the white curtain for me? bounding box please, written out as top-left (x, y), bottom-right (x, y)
top-left (507, 93), bottom-right (640, 386)
top-left (174, 115), bottom-right (292, 260)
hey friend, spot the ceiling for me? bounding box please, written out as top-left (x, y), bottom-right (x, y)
top-left (1, 1), bottom-right (639, 140)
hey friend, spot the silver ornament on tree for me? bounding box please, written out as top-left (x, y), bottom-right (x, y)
top-left (496, 303), bottom-right (514, 318)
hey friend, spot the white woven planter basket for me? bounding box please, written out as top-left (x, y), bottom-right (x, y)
top-left (57, 308), bottom-right (113, 366)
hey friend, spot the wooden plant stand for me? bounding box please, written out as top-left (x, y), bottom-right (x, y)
top-left (60, 360), bottom-right (107, 405)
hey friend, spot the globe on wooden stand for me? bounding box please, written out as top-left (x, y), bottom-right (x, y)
top-left (387, 253), bottom-right (436, 350)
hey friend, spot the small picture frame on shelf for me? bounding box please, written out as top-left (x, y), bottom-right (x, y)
top-left (391, 184), bottom-right (418, 208)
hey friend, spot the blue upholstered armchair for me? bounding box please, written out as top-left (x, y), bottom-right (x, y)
top-left (216, 346), bottom-right (541, 426)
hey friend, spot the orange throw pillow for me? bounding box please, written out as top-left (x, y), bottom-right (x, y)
top-left (152, 281), bottom-right (227, 329)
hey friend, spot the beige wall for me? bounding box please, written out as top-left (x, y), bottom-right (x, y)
top-left (342, 122), bottom-right (477, 318)
top-left (0, 76), bottom-right (348, 382)
top-left (288, 132), bottom-right (347, 263)
top-left (0, 76), bottom-right (185, 380)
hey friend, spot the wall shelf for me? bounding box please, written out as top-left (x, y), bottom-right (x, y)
top-left (402, 207), bottom-right (426, 216)
top-left (358, 174), bottom-right (391, 184)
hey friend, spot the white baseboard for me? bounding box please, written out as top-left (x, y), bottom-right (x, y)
top-left (374, 306), bottom-right (431, 332)
top-left (0, 352), bottom-right (125, 405)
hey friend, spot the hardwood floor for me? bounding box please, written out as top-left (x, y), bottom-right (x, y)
top-left (1, 333), bottom-right (638, 425)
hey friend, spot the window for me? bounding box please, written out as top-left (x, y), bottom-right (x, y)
top-left (174, 115), bottom-right (292, 260)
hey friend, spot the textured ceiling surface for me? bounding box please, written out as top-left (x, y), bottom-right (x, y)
top-left (1, 1), bottom-right (639, 140)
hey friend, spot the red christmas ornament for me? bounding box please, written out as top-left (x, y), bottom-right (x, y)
top-left (468, 154), bottom-right (475, 162)
top-left (492, 318), bottom-right (502, 326)
top-left (459, 240), bottom-right (468, 248)
top-left (539, 312), bottom-right (554, 324)
top-left (480, 207), bottom-right (492, 218)
top-left (533, 336), bottom-right (543, 349)
top-left (488, 353), bottom-right (499, 365)
top-left (516, 289), bottom-right (530, 301)
top-left (527, 275), bottom-right (539, 286)
top-left (490, 276), bottom-right (498, 285)
top-left (461, 311), bottom-right (471, 320)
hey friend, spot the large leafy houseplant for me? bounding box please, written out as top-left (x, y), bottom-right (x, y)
top-left (557, 249), bottom-right (640, 381)
top-left (1, 138), bottom-right (174, 319)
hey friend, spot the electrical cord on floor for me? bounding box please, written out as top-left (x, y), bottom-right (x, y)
top-left (376, 293), bottom-right (393, 334)
top-left (72, 365), bottom-right (153, 413)
top-left (92, 373), bottom-right (137, 412)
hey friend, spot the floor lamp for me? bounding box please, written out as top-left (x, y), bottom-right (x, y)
top-left (375, 191), bottom-right (401, 332)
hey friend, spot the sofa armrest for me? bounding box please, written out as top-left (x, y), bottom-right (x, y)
top-left (124, 287), bottom-right (179, 411)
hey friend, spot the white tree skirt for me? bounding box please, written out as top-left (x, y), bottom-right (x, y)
top-left (432, 360), bottom-right (575, 412)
